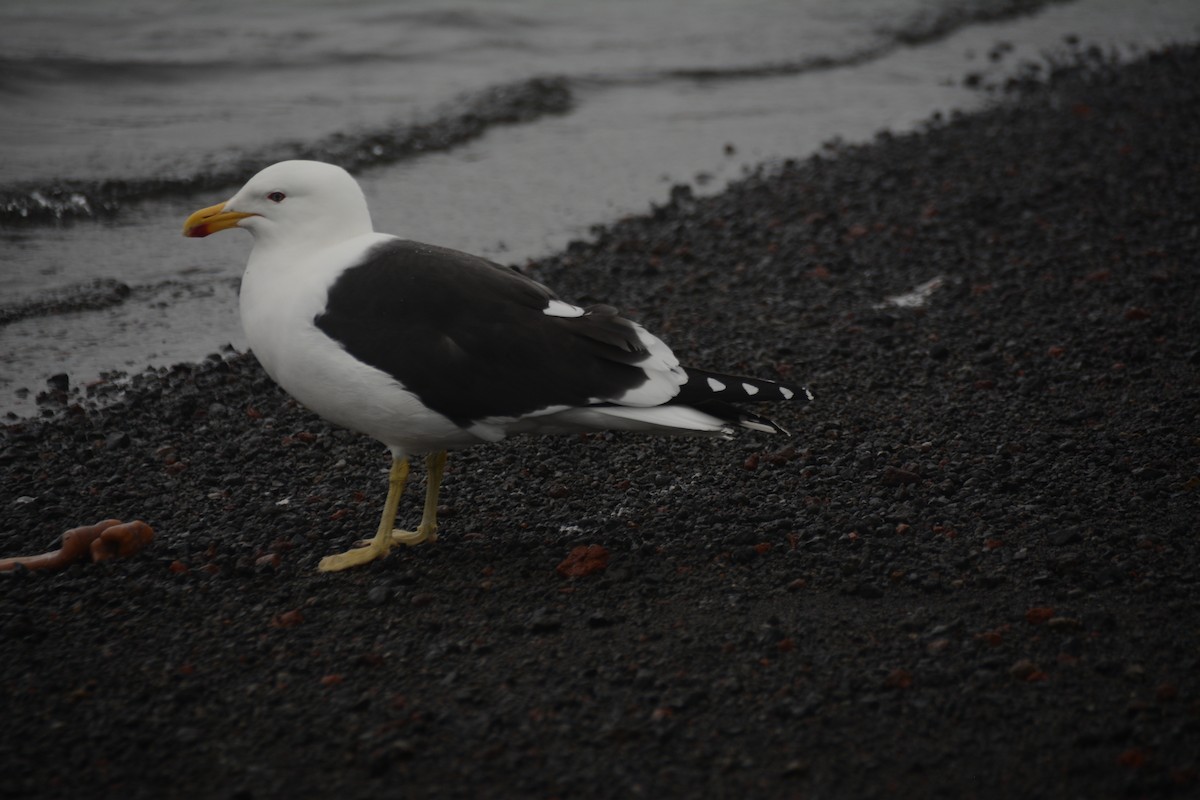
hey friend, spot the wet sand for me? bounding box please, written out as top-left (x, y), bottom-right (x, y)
top-left (2, 46), bottom-right (1198, 798)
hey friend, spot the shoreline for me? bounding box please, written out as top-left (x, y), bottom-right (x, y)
top-left (2, 45), bottom-right (1199, 798)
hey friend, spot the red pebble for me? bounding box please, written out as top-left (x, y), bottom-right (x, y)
top-left (1156, 683), bottom-right (1179, 702)
top-left (556, 545), bottom-right (610, 578)
top-left (272, 609), bottom-right (305, 628)
top-left (883, 668), bottom-right (913, 689)
top-left (1026, 607), bottom-right (1055, 625)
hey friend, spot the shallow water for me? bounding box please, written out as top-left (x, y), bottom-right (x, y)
top-left (1, 0), bottom-right (1198, 418)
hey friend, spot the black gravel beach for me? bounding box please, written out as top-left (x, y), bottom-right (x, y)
top-left (3, 46), bottom-right (1198, 799)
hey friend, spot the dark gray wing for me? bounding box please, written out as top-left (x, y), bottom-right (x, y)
top-left (314, 239), bottom-right (653, 426)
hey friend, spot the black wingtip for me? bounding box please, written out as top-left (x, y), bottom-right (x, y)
top-left (680, 368), bottom-right (812, 405)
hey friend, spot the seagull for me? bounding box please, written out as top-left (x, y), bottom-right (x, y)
top-left (183, 160), bottom-right (809, 571)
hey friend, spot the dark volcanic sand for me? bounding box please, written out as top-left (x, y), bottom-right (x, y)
top-left (3, 46), bottom-right (1199, 799)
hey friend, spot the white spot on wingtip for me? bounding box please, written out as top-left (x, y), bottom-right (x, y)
top-left (780, 387), bottom-right (794, 400)
top-left (804, 387), bottom-right (814, 401)
top-left (741, 382), bottom-right (760, 396)
top-left (544, 299), bottom-right (585, 318)
top-left (707, 377), bottom-right (726, 392)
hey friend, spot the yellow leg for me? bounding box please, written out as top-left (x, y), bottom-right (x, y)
top-left (391, 451), bottom-right (447, 546)
top-left (318, 456), bottom-right (410, 572)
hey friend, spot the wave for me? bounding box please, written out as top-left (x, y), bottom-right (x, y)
top-left (0, 273), bottom-right (250, 328)
top-left (882, 0), bottom-right (1074, 46)
top-left (362, 6), bottom-right (539, 32)
top-left (0, 76), bottom-right (573, 225)
top-left (0, 56), bottom-right (227, 90)
top-left (662, 0), bottom-right (1072, 81)
top-left (0, 51), bottom-right (431, 94)
top-left (0, 278), bottom-right (131, 327)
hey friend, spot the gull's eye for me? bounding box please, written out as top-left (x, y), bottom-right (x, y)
top-left (267, 191), bottom-right (286, 203)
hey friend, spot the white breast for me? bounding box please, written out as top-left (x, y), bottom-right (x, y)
top-left (238, 234), bottom-right (484, 455)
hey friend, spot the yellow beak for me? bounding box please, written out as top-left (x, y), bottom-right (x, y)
top-left (182, 202), bottom-right (256, 238)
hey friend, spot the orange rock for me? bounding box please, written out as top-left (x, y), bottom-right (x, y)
top-left (90, 521), bottom-right (154, 561)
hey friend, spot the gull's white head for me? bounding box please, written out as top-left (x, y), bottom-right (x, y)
top-left (182, 160), bottom-right (373, 247)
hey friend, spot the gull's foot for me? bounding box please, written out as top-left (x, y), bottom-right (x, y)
top-left (390, 525), bottom-right (437, 546)
top-left (318, 542), bottom-right (390, 572)
top-left (390, 527), bottom-right (437, 546)
top-left (352, 527), bottom-right (436, 548)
